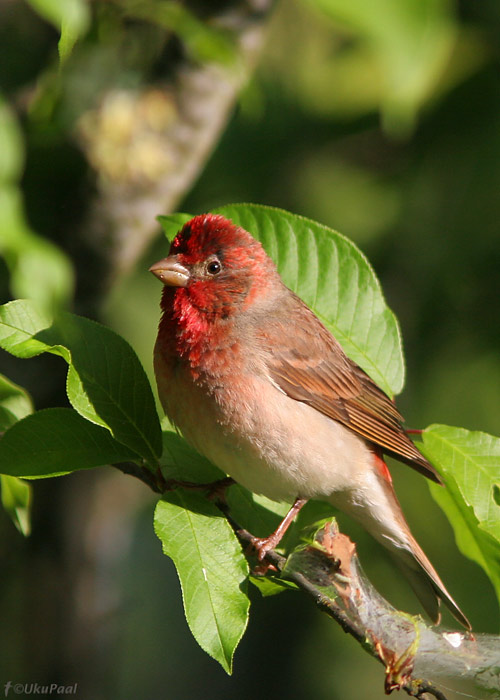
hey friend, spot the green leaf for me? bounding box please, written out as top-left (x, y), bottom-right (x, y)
top-left (0, 101), bottom-right (73, 310)
top-left (0, 300), bottom-right (162, 465)
top-left (0, 408), bottom-right (139, 478)
top-left (0, 187), bottom-right (74, 310)
top-left (0, 99), bottom-right (24, 184)
top-left (157, 213), bottom-right (193, 243)
top-left (9, 234), bottom-right (74, 311)
top-left (250, 575), bottom-right (298, 597)
top-left (25, 0), bottom-right (90, 64)
top-left (0, 375), bottom-right (34, 533)
top-left (226, 485), bottom-right (291, 539)
top-left (0, 375), bottom-right (33, 431)
top-left (422, 424), bottom-right (500, 601)
top-left (306, 0), bottom-right (456, 134)
top-left (0, 475), bottom-right (32, 536)
top-left (161, 429), bottom-right (225, 483)
top-left (213, 203), bottom-right (404, 396)
top-left (154, 491), bottom-right (249, 673)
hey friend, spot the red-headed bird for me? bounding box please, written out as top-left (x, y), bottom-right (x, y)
top-left (151, 213), bottom-right (470, 629)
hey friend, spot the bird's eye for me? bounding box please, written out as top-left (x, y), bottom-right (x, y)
top-left (206, 259), bottom-right (222, 275)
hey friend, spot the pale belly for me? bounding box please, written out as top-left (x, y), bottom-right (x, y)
top-left (157, 361), bottom-right (373, 504)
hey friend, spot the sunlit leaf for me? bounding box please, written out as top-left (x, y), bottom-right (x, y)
top-left (154, 491), bottom-right (249, 673)
top-left (423, 424), bottom-right (500, 602)
top-left (0, 300), bottom-right (162, 465)
top-left (213, 203), bottom-right (404, 396)
top-left (250, 575), bottom-right (298, 597)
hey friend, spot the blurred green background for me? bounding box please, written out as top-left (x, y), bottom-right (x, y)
top-left (1, 0), bottom-right (499, 698)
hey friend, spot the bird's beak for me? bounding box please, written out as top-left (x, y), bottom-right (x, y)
top-left (149, 256), bottom-right (190, 287)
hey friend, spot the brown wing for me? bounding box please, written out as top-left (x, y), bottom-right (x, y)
top-left (259, 292), bottom-right (441, 484)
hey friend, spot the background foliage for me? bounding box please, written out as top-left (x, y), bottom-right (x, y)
top-left (1, 0), bottom-right (499, 698)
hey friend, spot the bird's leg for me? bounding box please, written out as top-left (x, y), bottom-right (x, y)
top-left (250, 497), bottom-right (308, 562)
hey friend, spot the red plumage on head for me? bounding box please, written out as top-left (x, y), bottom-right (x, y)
top-left (159, 214), bottom-right (279, 372)
top-left (169, 214), bottom-right (268, 268)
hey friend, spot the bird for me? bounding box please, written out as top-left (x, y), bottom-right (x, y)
top-left (150, 212), bottom-right (470, 630)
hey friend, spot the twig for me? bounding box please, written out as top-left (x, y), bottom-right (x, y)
top-left (233, 524), bottom-right (448, 699)
top-left (113, 461), bottom-right (163, 494)
top-left (113, 464), bottom-right (500, 698)
top-left (76, 0), bottom-right (277, 305)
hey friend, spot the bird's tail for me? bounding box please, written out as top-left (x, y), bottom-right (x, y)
top-left (390, 532), bottom-right (471, 630)
top-left (329, 463), bottom-right (471, 629)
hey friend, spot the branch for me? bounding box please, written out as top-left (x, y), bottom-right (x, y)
top-left (114, 464), bottom-right (500, 698)
top-left (237, 519), bottom-right (500, 699)
top-left (76, 0), bottom-right (276, 305)
top-left (113, 461), bottom-right (163, 494)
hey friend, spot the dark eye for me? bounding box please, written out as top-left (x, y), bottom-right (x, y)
top-left (206, 259), bottom-right (222, 275)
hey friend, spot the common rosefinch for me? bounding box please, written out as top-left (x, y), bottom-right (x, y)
top-left (151, 213), bottom-right (470, 629)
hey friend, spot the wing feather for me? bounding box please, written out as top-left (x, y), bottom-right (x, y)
top-left (259, 291), bottom-right (441, 484)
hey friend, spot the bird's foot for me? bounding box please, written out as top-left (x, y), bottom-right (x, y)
top-left (246, 535), bottom-right (281, 575)
top-left (246, 497), bottom-right (309, 566)
top-left (248, 533), bottom-right (283, 562)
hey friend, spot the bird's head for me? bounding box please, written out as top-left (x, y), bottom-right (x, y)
top-left (150, 214), bottom-right (278, 320)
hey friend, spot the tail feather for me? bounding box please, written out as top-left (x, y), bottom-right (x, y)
top-left (331, 457), bottom-right (471, 629)
top-left (392, 538), bottom-right (471, 630)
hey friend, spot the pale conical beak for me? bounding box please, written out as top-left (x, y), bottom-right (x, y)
top-left (149, 256), bottom-right (190, 287)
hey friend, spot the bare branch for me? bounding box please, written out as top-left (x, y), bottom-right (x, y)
top-left (77, 0), bottom-right (276, 300)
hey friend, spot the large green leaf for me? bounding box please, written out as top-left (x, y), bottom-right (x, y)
top-left (0, 300), bottom-right (162, 465)
top-left (422, 424), bottom-right (500, 601)
top-left (154, 491), bottom-right (249, 673)
top-left (0, 408), bottom-right (139, 478)
top-left (212, 203), bottom-right (404, 396)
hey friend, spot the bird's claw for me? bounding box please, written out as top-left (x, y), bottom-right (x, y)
top-left (248, 535), bottom-right (280, 562)
top-left (251, 561), bottom-right (278, 575)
